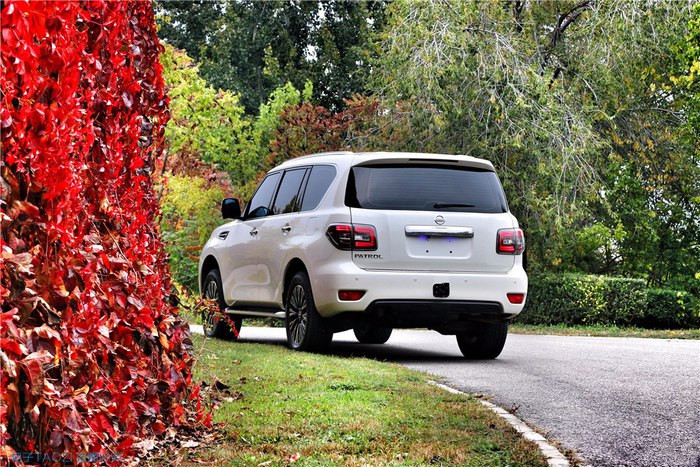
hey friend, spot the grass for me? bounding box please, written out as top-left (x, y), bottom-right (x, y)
top-left (510, 323), bottom-right (700, 339)
top-left (185, 335), bottom-right (547, 466)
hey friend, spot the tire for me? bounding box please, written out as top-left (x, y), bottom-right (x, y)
top-left (202, 269), bottom-right (241, 340)
top-left (353, 325), bottom-right (392, 344)
top-left (285, 272), bottom-right (332, 352)
top-left (456, 322), bottom-right (508, 359)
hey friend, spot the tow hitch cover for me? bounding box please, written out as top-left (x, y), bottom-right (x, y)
top-left (433, 283), bottom-right (450, 298)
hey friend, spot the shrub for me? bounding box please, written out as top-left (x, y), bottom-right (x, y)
top-left (644, 289), bottom-right (699, 329)
top-left (519, 274), bottom-right (699, 329)
top-left (161, 175), bottom-right (225, 291)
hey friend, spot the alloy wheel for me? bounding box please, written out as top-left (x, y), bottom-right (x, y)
top-left (203, 279), bottom-right (219, 335)
top-left (287, 284), bottom-right (308, 347)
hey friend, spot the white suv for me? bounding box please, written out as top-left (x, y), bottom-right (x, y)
top-left (198, 152), bottom-right (527, 359)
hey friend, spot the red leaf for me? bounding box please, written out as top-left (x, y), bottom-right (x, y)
top-left (1, 0), bottom-right (201, 455)
top-left (11, 200), bottom-right (40, 219)
top-left (20, 350), bottom-right (53, 396)
top-left (0, 338), bottom-right (25, 357)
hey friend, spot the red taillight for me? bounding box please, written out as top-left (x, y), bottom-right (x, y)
top-left (507, 293), bottom-right (525, 304)
top-left (327, 224), bottom-right (377, 250)
top-left (353, 225), bottom-right (376, 249)
top-left (338, 290), bottom-right (366, 301)
top-left (497, 228), bottom-right (524, 255)
top-left (326, 224), bottom-right (353, 249)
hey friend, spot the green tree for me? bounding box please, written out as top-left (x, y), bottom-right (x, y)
top-left (157, 0), bottom-right (387, 112)
top-left (156, 0), bottom-right (223, 61)
top-left (160, 43), bottom-right (255, 184)
top-left (373, 0), bottom-right (698, 286)
top-left (252, 81), bottom-right (312, 163)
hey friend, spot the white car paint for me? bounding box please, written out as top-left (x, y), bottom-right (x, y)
top-left (199, 151), bottom-right (527, 319)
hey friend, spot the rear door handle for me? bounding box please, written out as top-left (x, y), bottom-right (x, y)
top-left (281, 225), bottom-right (292, 233)
top-left (249, 228), bottom-right (258, 237)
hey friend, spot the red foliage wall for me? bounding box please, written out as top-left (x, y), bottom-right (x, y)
top-left (1, 0), bottom-right (202, 459)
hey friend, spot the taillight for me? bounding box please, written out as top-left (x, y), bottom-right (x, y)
top-left (497, 228), bottom-right (524, 255)
top-left (327, 224), bottom-right (377, 250)
top-left (326, 224), bottom-right (353, 249)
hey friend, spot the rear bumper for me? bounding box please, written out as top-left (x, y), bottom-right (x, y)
top-left (310, 262), bottom-right (527, 322)
top-left (358, 300), bottom-right (510, 332)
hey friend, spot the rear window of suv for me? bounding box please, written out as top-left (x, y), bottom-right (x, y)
top-left (346, 164), bottom-right (507, 213)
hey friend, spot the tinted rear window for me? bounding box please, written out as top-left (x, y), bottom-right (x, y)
top-left (272, 168), bottom-right (307, 215)
top-left (346, 165), bottom-right (507, 213)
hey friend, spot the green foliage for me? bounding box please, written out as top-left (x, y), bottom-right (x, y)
top-left (373, 1), bottom-right (699, 287)
top-left (157, 0), bottom-right (387, 112)
top-left (519, 274), bottom-right (699, 329)
top-left (252, 81), bottom-right (309, 161)
top-left (160, 175), bottom-right (225, 290)
top-left (155, 0), bottom-right (223, 62)
top-left (160, 43), bottom-right (255, 185)
top-left (668, 3), bottom-right (700, 137)
top-left (644, 289), bottom-right (699, 329)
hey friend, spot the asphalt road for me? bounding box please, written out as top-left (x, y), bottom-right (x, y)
top-left (198, 326), bottom-right (700, 467)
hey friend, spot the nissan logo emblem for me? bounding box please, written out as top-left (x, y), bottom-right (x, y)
top-left (434, 215), bottom-right (445, 225)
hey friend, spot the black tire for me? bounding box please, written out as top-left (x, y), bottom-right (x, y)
top-left (202, 269), bottom-right (241, 340)
top-left (456, 322), bottom-right (508, 359)
top-left (285, 272), bottom-right (332, 352)
top-left (353, 325), bottom-right (392, 344)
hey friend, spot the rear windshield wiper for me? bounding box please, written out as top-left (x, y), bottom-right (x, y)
top-left (433, 202), bottom-right (475, 209)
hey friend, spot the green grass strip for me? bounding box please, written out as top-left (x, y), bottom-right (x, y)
top-left (186, 335), bottom-right (547, 466)
top-left (510, 323), bottom-right (700, 339)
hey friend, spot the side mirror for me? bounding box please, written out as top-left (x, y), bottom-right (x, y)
top-left (221, 198), bottom-right (241, 219)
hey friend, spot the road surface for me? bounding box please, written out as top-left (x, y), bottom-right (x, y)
top-left (196, 325), bottom-right (700, 467)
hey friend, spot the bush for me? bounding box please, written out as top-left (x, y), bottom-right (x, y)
top-left (519, 274), bottom-right (699, 329)
top-left (644, 289), bottom-right (699, 329)
top-left (161, 175), bottom-right (226, 291)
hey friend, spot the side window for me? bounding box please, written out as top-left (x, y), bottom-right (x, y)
top-left (246, 172), bottom-right (281, 219)
top-left (271, 169), bottom-right (307, 215)
top-left (301, 165), bottom-right (337, 211)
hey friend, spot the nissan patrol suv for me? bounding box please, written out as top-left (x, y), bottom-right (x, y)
top-left (198, 152), bottom-right (527, 359)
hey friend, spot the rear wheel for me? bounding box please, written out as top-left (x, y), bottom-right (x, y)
top-left (353, 325), bottom-right (392, 344)
top-left (285, 272), bottom-right (332, 352)
top-left (202, 269), bottom-right (241, 340)
top-left (456, 322), bottom-right (508, 359)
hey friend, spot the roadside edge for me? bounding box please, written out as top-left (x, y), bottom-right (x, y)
top-left (428, 380), bottom-right (570, 467)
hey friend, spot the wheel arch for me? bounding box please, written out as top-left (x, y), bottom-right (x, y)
top-left (282, 258), bottom-right (308, 308)
top-left (200, 255), bottom-right (220, 295)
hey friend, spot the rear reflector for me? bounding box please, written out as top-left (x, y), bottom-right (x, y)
top-left (507, 293), bottom-right (525, 304)
top-left (338, 290), bottom-right (366, 301)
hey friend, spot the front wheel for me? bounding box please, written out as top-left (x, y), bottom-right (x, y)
top-left (202, 269), bottom-right (241, 339)
top-left (353, 325), bottom-right (392, 344)
top-left (285, 272), bottom-right (332, 352)
top-left (456, 322), bottom-right (508, 359)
